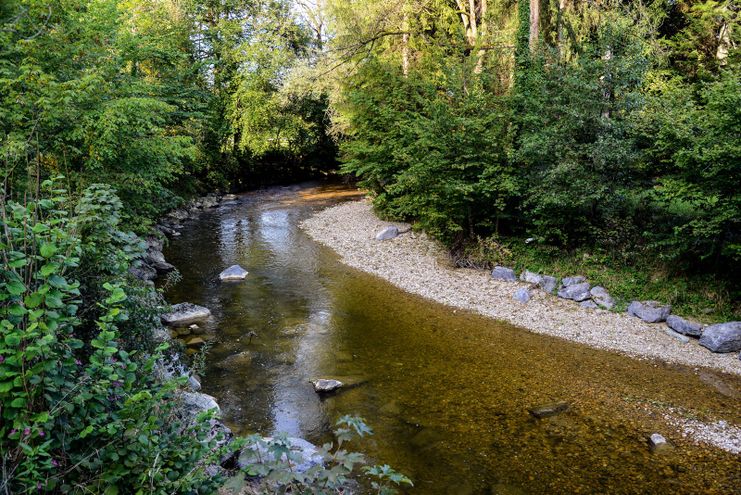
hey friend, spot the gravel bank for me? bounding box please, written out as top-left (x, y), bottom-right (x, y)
top-left (302, 200), bottom-right (741, 377)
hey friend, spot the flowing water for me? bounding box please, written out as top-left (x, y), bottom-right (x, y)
top-left (163, 182), bottom-right (740, 494)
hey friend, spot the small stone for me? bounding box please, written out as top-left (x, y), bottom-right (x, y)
top-left (666, 315), bottom-right (703, 337)
top-left (528, 402), bottom-right (569, 419)
top-left (311, 379), bottom-right (343, 393)
top-left (649, 433), bottom-right (670, 452)
top-left (186, 337), bottom-right (205, 347)
top-left (219, 264), bottom-right (248, 281)
top-left (538, 275), bottom-right (558, 294)
top-left (627, 301), bottom-right (671, 323)
top-left (375, 226), bottom-right (399, 241)
top-left (558, 282), bottom-right (591, 302)
top-left (188, 375), bottom-right (202, 391)
top-left (513, 288), bottom-right (531, 303)
top-left (561, 276), bottom-right (586, 287)
top-left (491, 266), bottom-right (517, 281)
top-left (699, 322), bottom-right (741, 353)
top-left (590, 286), bottom-right (615, 310)
top-left (664, 328), bottom-right (690, 344)
top-left (580, 300), bottom-right (599, 309)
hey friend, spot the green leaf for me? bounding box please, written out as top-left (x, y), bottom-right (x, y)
top-left (40, 243), bottom-right (57, 258)
top-left (6, 280), bottom-right (25, 296)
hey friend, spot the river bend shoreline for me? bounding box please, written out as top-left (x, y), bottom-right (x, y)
top-left (302, 199), bottom-right (741, 377)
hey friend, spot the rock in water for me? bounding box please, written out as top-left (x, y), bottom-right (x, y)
top-left (180, 391), bottom-right (221, 415)
top-left (561, 276), bottom-right (586, 287)
top-left (666, 315), bottom-right (703, 337)
top-left (627, 301), bottom-right (671, 323)
top-left (375, 226), bottom-right (399, 240)
top-left (520, 270), bottom-right (543, 285)
top-left (538, 275), bottom-right (558, 294)
top-left (558, 282), bottom-right (591, 302)
top-left (514, 288), bottom-right (531, 303)
top-left (699, 322), bottom-right (741, 353)
top-left (528, 402), bottom-right (570, 419)
top-left (491, 266), bottom-right (517, 281)
top-left (238, 437), bottom-right (323, 473)
top-left (219, 264), bottom-right (248, 281)
top-left (161, 303), bottom-right (211, 326)
top-left (590, 286), bottom-right (615, 310)
top-left (649, 433), bottom-right (671, 452)
top-left (311, 379), bottom-right (343, 393)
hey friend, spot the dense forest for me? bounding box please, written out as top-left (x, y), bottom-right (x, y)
top-left (1, 0), bottom-right (739, 493)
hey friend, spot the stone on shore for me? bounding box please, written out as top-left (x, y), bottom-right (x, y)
top-left (627, 301), bottom-right (671, 323)
top-left (538, 275), bottom-right (558, 294)
top-left (219, 264), bottom-right (249, 281)
top-left (590, 286), bottom-right (615, 310)
top-left (311, 379), bottom-right (343, 393)
top-left (528, 402), bottom-right (569, 419)
top-left (130, 262), bottom-right (157, 281)
top-left (562, 276), bottom-right (586, 287)
top-left (161, 303), bottom-right (211, 326)
top-left (514, 288), bottom-right (531, 303)
top-left (558, 282), bottom-right (591, 302)
top-left (664, 328), bottom-right (690, 344)
top-left (491, 266), bottom-right (517, 281)
top-left (520, 270), bottom-right (542, 285)
top-left (375, 226), bottom-right (399, 241)
top-left (699, 322), bottom-right (741, 353)
top-left (666, 315), bottom-right (703, 337)
top-left (580, 300), bottom-right (599, 309)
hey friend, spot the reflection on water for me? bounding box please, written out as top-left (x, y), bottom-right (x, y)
top-left (163, 182), bottom-right (740, 494)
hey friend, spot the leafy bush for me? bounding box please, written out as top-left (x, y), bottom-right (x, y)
top-left (227, 415), bottom-right (412, 495)
top-left (0, 180), bottom-right (227, 493)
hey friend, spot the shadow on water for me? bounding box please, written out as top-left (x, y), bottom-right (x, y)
top-left (163, 182), bottom-right (740, 495)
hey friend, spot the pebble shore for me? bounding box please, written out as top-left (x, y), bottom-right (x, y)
top-left (302, 200), bottom-right (741, 376)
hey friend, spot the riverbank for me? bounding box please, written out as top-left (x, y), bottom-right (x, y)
top-left (302, 199), bottom-right (741, 376)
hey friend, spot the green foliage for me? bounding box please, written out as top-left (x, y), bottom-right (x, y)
top-left (0, 181), bottom-right (228, 493)
top-left (341, 59), bottom-right (515, 243)
top-left (235, 415), bottom-right (412, 494)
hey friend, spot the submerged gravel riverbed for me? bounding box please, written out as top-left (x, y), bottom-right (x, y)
top-left (302, 199), bottom-right (741, 377)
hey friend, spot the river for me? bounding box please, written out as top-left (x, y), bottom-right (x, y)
top-left (163, 182), bottom-right (740, 494)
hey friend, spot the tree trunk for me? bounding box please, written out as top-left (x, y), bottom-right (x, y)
top-left (529, 0), bottom-right (539, 52)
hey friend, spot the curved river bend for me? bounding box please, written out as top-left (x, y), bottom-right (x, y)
top-left (163, 183), bottom-right (740, 494)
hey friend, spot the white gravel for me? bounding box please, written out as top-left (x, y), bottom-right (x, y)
top-left (302, 200), bottom-right (741, 376)
top-left (663, 409), bottom-right (741, 454)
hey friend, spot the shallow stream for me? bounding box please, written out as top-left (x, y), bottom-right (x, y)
top-left (163, 182), bottom-right (740, 494)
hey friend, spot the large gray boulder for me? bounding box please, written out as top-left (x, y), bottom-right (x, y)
top-left (538, 275), bottom-right (558, 294)
top-left (699, 322), bottom-right (741, 353)
top-left (129, 262), bottom-right (157, 281)
top-left (146, 247), bottom-right (175, 273)
top-left (590, 286), bottom-right (615, 310)
top-left (513, 288), bottom-right (531, 303)
top-left (161, 303), bottom-right (211, 326)
top-left (375, 226), bottom-right (399, 241)
top-left (520, 270), bottom-right (542, 285)
top-left (666, 315), bottom-right (703, 337)
top-left (627, 301), bottom-right (671, 323)
top-left (562, 276), bottom-right (586, 287)
top-left (491, 266), bottom-right (517, 281)
top-left (558, 282), bottom-right (591, 302)
top-left (219, 264), bottom-right (248, 281)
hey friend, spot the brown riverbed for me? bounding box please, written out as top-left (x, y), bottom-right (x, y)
top-left (163, 182), bottom-right (740, 494)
